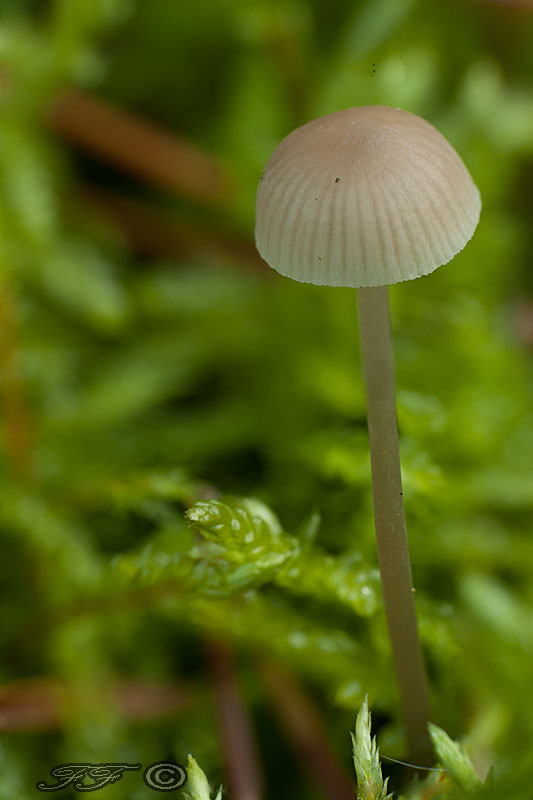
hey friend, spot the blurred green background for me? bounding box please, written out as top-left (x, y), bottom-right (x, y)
top-left (0, 0), bottom-right (532, 797)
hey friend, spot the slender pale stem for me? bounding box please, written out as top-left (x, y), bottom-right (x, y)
top-left (357, 285), bottom-right (432, 766)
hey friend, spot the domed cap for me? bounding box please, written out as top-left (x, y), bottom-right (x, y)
top-left (255, 106), bottom-right (481, 287)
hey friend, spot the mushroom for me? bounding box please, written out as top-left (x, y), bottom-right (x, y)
top-left (254, 105), bottom-right (481, 764)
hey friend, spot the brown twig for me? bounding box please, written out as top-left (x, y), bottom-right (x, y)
top-left (465, 0), bottom-right (533, 8)
top-left (259, 659), bottom-right (355, 800)
top-left (48, 90), bottom-right (231, 205)
top-left (513, 300), bottom-right (533, 348)
top-left (206, 638), bottom-right (263, 800)
top-left (0, 282), bottom-right (33, 481)
top-left (0, 678), bottom-right (195, 731)
top-left (80, 183), bottom-right (268, 274)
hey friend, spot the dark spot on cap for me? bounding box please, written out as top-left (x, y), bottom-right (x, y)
top-left (335, 177), bottom-right (341, 183)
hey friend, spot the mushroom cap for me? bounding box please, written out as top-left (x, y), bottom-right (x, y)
top-left (254, 106), bottom-right (481, 287)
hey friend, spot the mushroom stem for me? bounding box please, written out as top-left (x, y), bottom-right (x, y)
top-left (357, 285), bottom-right (432, 765)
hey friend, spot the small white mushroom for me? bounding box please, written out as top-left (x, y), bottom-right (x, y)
top-left (255, 105), bottom-right (480, 287)
top-left (255, 105), bottom-right (481, 765)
